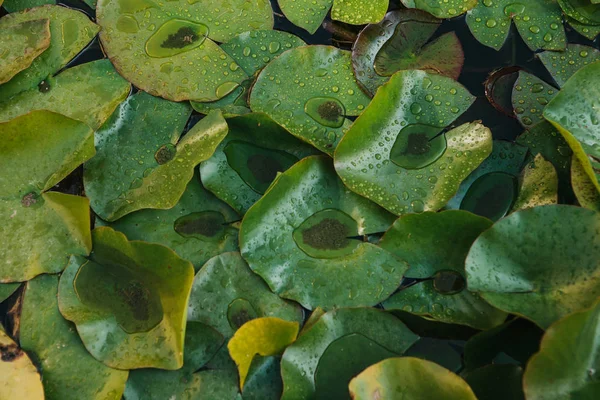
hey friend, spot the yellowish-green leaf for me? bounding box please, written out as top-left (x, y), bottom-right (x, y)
top-left (0, 329), bottom-right (44, 400)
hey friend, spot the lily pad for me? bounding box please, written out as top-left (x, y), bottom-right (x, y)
top-left (84, 91), bottom-right (228, 221)
top-left (249, 45), bottom-right (370, 155)
top-left (101, 171), bottom-right (239, 271)
top-left (572, 156), bottom-right (600, 211)
top-left (466, 0), bottom-right (566, 51)
top-left (239, 155), bottom-right (405, 310)
top-left (0, 5), bottom-right (99, 100)
top-left (512, 71), bottom-right (558, 128)
top-left (2, 0), bottom-right (54, 12)
top-left (187, 252), bottom-right (304, 338)
top-left (20, 274), bottom-right (128, 400)
top-left (0, 329), bottom-right (44, 400)
top-left (558, 0), bottom-right (600, 25)
top-left (335, 70), bottom-right (490, 216)
top-left (466, 205), bottom-right (600, 329)
top-left (281, 308), bottom-right (419, 400)
top-left (379, 211), bottom-right (508, 330)
top-left (0, 19), bottom-right (51, 85)
top-left (352, 9), bottom-right (464, 97)
top-left (524, 299), bottom-right (600, 399)
top-left (349, 357), bottom-right (477, 400)
top-left (200, 113), bottom-right (319, 214)
top-left (58, 227), bottom-right (195, 370)
top-left (0, 111), bottom-right (93, 282)
top-left (242, 355), bottom-right (283, 400)
top-left (228, 317), bottom-right (299, 387)
top-left (465, 364), bottom-right (526, 400)
top-left (278, 0), bottom-right (388, 34)
top-left (512, 154), bottom-right (558, 210)
top-left (567, 16), bottom-right (600, 39)
top-left (401, 0), bottom-right (478, 18)
top-left (96, 0), bottom-right (274, 102)
top-left (538, 44), bottom-right (600, 87)
top-left (0, 59), bottom-right (131, 130)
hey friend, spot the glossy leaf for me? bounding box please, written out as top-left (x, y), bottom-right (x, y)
top-left (0, 329), bottom-right (44, 400)
top-left (352, 9), bottom-right (464, 96)
top-left (240, 155), bottom-right (404, 310)
top-left (21, 274), bottom-right (128, 400)
top-left (380, 211), bottom-right (507, 329)
top-left (558, 0), bottom-right (600, 25)
top-left (58, 227), bottom-right (195, 370)
top-left (249, 45), bottom-right (370, 155)
top-left (466, 205), bottom-right (600, 329)
top-left (512, 154), bottom-right (558, 210)
top-left (335, 70), bottom-right (489, 216)
top-left (281, 308), bottom-right (419, 400)
top-left (187, 252), bottom-right (304, 338)
top-left (538, 44), bottom-right (600, 87)
top-left (401, 0), bottom-right (478, 18)
top-left (349, 357), bottom-right (477, 400)
top-left (0, 111), bottom-right (93, 282)
top-left (567, 16), bottom-right (600, 40)
top-left (512, 71), bottom-right (558, 128)
top-left (465, 365), bottom-right (525, 400)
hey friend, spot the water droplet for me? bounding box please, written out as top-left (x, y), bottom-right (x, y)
top-left (486, 19), bottom-right (497, 28)
top-left (116, 15), bottom-right (139, 33)
top-left (215, 81), bottom-right (240, 98)
top-left (268, 41), bottom-right (280, 54)
top-left (410, 102), bottom-right (422, 115)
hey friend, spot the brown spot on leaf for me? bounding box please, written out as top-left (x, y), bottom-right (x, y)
top-left (0, 343), bottom-right (23, 362)
top-left (302, 218), bottom-right (350, 250)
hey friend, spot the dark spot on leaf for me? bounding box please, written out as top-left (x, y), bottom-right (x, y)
top-left (174, 211), bottom-right (226, 241)
top-left (154, 143), bottom-right (176, 164)
top-left (317, 101), bottom-right (344, 122)
top-left (302, 218), bottom-right (350, 250)
top-left (38, 80), bottom-right (51, 93)
top-left (0, 343), bottom-right (23, 362)
top-left (227, 298), bottom-right (258, 330)
top-left (21, 193), bottom-right (37, 207)
top-left (433, 270), bottom-right (466, 295)
top-left (246, 154), bottom-right (283, 184)
top-left (161, 27), bottom-right (198, 49)
top-left (403, 133), bottom-right (431, 156)
top-left (118, 280), bottom-right (150, 321)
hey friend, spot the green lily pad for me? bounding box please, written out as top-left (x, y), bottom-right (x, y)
top-left (84, 91), bottom-right (228, 221)
top-left (0, 59), bottom-right (131, 130)
top-left (0, 283), bottom-right (20, 303)
top-left (187, 251), bottom-right (304, 338)
top-left (278, 0), bottom-right (388, 34)
top-left (380, 211), bottom-right (508, 330)
top-left (97, 0), bottom-right (273, 102)
top-left (466, 205), bottom-right (600, 329)
top-left (0, 111), bottom-right (93, 282)
top-left (466, 0), bottom-right (566, 51)
top-left (249, 45), bottom-right (370, 155)
top-left (0, 329), bottom-right (44, 400)
top-left (58, 227), bottom-right (195, 370)
top-left (558, 0), bottom-right (600, 25)
top-left (572, 156), bottom-right (600, 211)
top-left (20, 274), bottom-right (128, 400)
top-left (2, 0), bottom-right (54, 12)
top-left (200, 113), bottom-right (319, 214)
top-left (401, 0), bottom-right (478, 18)
top-left (352, 9), bottom-right (464, 96)
top-left (242, 355), bottom-right (283, 400)
top-left (0, 19), bottom-right (51, 85)
top-left (567, 16), bottom-right (600, 39)
top-left (349, 357), bottom-right (477, 400)
top-left (335, 70), bottom-right (490, 215)
top-left (0, 5), bottom-right (99, 100)
top-left (512, 71), bottom-right (558, 128)
top-left (524, 299), bottom-right (600, 399)
top-left (464, 365), bottom-right (525, 400)
top-left (281, 308), bottom-right (419, 400)
top-left (538, 44), bottom-right (600, 87)
top-left (512, 154), bottom-right (558, 210)
top-left (240, 155), bottom-right (404, 310)
top-left (101, 171), bottom-right (239, 271)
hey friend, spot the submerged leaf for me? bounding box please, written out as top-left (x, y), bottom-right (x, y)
top-left (0, 329), bottom-right (44, 400)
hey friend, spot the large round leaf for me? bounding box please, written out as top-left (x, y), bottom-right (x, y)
top-left (466, 205), bottom-right (600, 329)
top-left (352, 9), bottom-right (464, 96)
top-left (401, 0), bottom-right (478, 18)
top-left (21, 274), bottom-right (128, 400)
top-left (96, 0), bottom-right (274, 102)
top-left (281, 308), bottom-right (419, 400)
top-left (524, 299), bottom-right (600, 399)
top-left (58, 227), bottom-right (195, 370)
top-left (249, 45), bottom-right (370, 155)
top-left (380, 211), bottom-right (508, 330)
top-left (188, 252), bottom-right (304, 338)
top-left (0, 329), bottom-right (44, 400)
top-left (240, 155), bottom-right (404, 310)
top-left (200, 113), bottom-right (319, 214)
top-left (349, 357), bottom-right (477, 400)
top-left (0, 111), bottom-right (94, 282)
top-left (335, 70), bottom-right (490, 216)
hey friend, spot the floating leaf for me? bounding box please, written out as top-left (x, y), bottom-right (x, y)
top-left (465, 365), bottom-right (525, 400)
top-left (228, 317), bottom-right (299, 387)
top-left (352, 9), bottom-right (464, 96)
top-left (572, 157), bottom-right (600, 211)
top-left (0, 59), bottom-right (131, 130)
top-left (466, 0), bottom-right (566, 51)
top-left (512, 154), bottom-right (558, 210)
top-left (249, 45), bottom-right (370, 155)
top-left (0, 5), bottom-right (99, 100)
top-left (2, 0), bottom-right (54, 12)
top-left (240, 155), bottom-right (404, 310)
top-left (0, 19), bottom-right (51, 85)
top-left (200, 113), bottom-right (319, 214)
top-left (0, 329), bottom-right (44, 400)
top-left (84, 92), bottom-right (228, 221)
top-left (101, 171), bottom-right (239, 271)
top-left (96, 0), bottom-right (274, 102)
top-left (281, 308), bottom-right (419, 399)
top-left (380, 211), bottom-right (508, 330)
top-left (524, 299), bottom-right (600, 399)
top-left (401, 0), bottom-right (478, 18)
top-left (187, 252), bottom-right (304, 338)
top-left (335, 70), bottom-right (489, 216)
top-left (558, 0), bottom-right (600, 25)
top-left (567, 16), bottom-right (600, 39)
top-left (242, 355), bottom-right (283, 400)
top-left (58, 227), bottom-right (195, 370)
top-left (349, 357), bottom-right (477, 400)
top-left (20, 274), bottom-right (128, 400)
top-left (538, 44), bottom-right (600, 87)
top-left (466, 205), bottom-right (600, 329)
top-left (512, 71), bottom-right (558, 128)
top-left (0, 111), bottom-right (93, 282)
